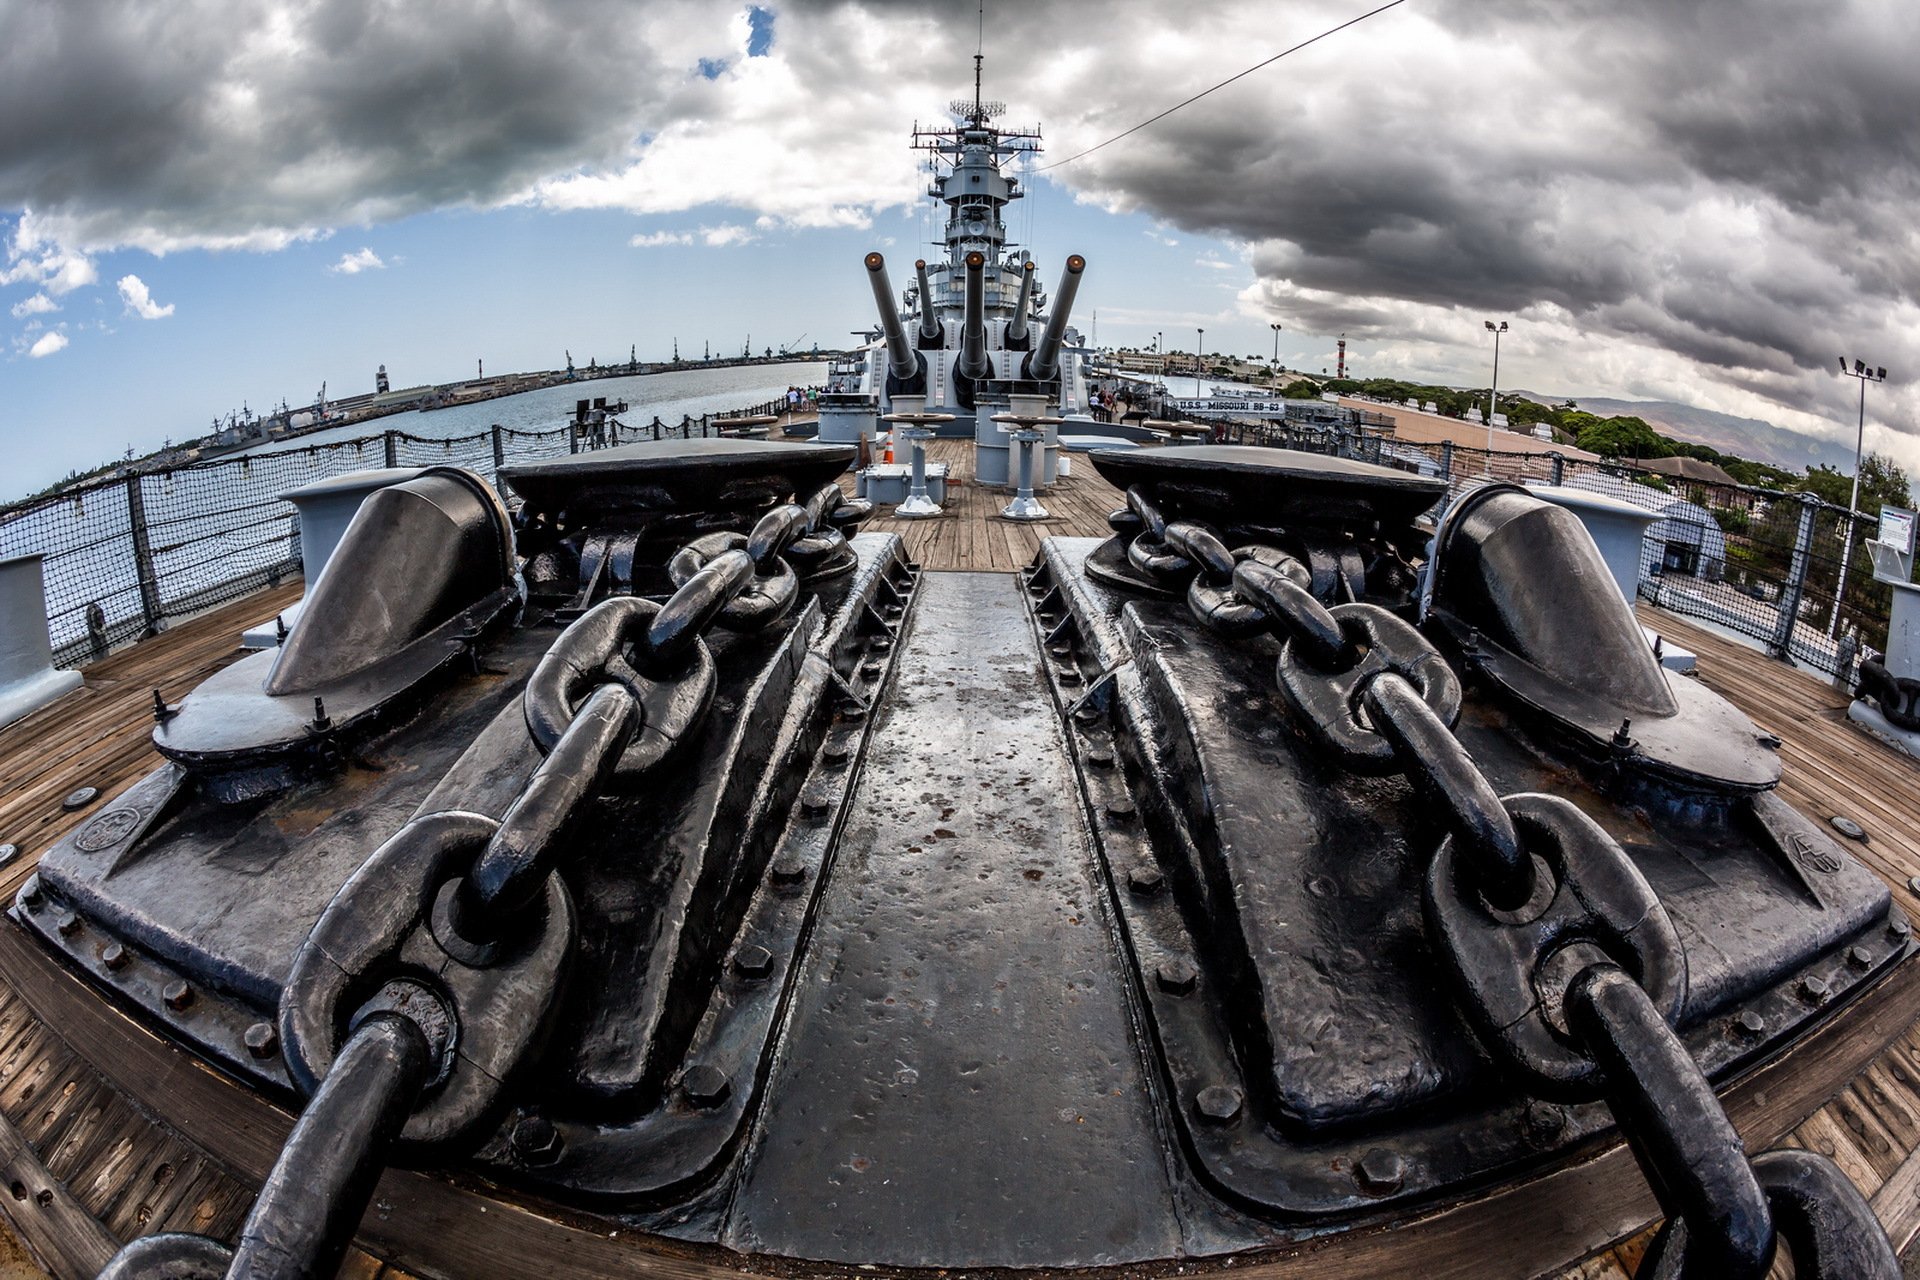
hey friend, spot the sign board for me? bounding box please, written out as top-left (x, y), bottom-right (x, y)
top-left (1878, 506), bottom-right (1916, 556)
top-left (1166, 397), bottom-right (1293, 417)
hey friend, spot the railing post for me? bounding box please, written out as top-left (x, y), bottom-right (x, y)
top-left (1439, 440), bottom-right (1454, 480)
top-left (1548, 451), bottom-right (1565, 485)
top-left (1769, 492), bottom-right (1822, 663)
top-left (123, 476), bottom-right (165, 635)
top-left (567, 422), bottom-right (580, 454)
top-left (382, 430), bottom-right (398, 468)
top-left (490, 425), bottom-right (505, 475)
top-left (651, 417), bottom-right (662, 442)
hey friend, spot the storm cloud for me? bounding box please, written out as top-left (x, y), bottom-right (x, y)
top-left (1, 0), bottom-right (1914, 461)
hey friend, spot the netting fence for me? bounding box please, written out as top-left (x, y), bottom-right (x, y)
top-left (0, 398), bottom-right (801, 669)
top-left (1202, 414), bottom-right (1888, 680)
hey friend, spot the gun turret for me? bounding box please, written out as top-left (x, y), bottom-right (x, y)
top-left (914, 259), bottom-right (945, 347)
top-left (1023, 254), bottom-right (1085, 383)
top-left (958, 251), bottom-right (991, 384)
top-left (1005, 260), bottom-right (1037, 351)
top-left (864, 252), bottom-right (923, 389)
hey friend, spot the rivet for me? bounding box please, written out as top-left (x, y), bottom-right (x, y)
top-left (1523, 1100), bottom-right (1566, 1144)
top-left (801, 789), bottom-right (833, 823)
top-left (163, 980), bottom-right (194, 1012)
top-left (1086, 750), bottom-right (1115, 769)
top-left (244, 1022), bottom-right (279, 1059)
top-left (61, 787), bottom-right (99, 812)
top-left (822, 742), bottom-right (851, 766)
top-left (1195, 1084), bottom-right (1242, 1125)
top-left (680, 1063), bottom-right (732, 1109)
top-left (1734, 1010), bottom-right (1765, 1037)
top-left (1156, 959), bottom-right (1198, 996)
top-left (1800, 974), bottom-right (1831, 1004)
top-left (101, 943), bottom-right (128, 971)
top-left (1355, 1147), bottom-right (1406, 1194)
top-left (871, 636), bottom-right (893, 653)
top-left (1058, 670), bottom-right (1083, 686)
top-left (54, 911), bottom-right (80, 938)
top-left (1073, 705), bottom-right (1102, 725)
top-left (1829, 815), bottom-right (1868, 842)
top-left (861, 661), bottom-right (884, 680)
top-left (1105, 798), bottom-right (1137, 823)
top-left (732, 945), bottom-right (775, 981)
top-left (1890, 917), bottom-right (1912, 940)
top-left (510, 1114), bottom-right (562, 1165)
top-left (770, 859), bottom-right (806, 886)
top-left (1848, 945), bottom-right (1873, 971)
top-left (1048, 644), bottom-right (1072, 659)
top-left (1128, 865), bottom-right (1165, 897)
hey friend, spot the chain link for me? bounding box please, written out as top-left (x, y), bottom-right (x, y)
top-left (1115, 496), bottom-right (1898, 1280)
top-left (98, 481), bottom-right (868, 1278)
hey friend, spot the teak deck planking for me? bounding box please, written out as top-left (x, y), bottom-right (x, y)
top-left (0, 450), bottom-right (1915, 1278)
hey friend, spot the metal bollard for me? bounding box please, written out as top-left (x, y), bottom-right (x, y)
top-left (1001, 430), bottom-right (1049, 521)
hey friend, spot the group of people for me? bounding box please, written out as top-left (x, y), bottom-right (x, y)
top-left (784, 385), bottom-right (819, 415)
top-left (1089, 384), bottom-right (1133, 423)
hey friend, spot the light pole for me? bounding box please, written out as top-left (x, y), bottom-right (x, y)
top-left (1270, 323), bottom-right (1283, 384)
top-left (1196, 327), bottom-right (1205, 399)
top-left (1484, 320), bottom-right (1508, 459)
top-left (1830, 357), bottom-right (1890, 636)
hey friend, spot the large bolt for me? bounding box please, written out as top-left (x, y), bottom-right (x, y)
top-left (1891, 916), bottom-right (1912, 940)
top-left (1195, 1084), bottom-right (1242, 1125)
top-left (1734, 1010), bottom-right (1766, 1038)
top-left (0, 844), bottom-right (18, 867)
top-left (1800, 974), bottom-right (1831, 1004)
top-left (55, 911), bottom-right (80, 938)
top-left (1128, 865), bottom-right (1165, 897)
top-left (770, 859), bottom-right (806, 886)
top-left (1086, 750), bottom-right (1116, 769)
top-left (61, 787), bottom-right (99, 812)
top-left (1848, 945), bottom-right (1874, 971)
top-left (733, 945), bottom-right (775, 981)
top-left (800, 789), bottom-right (832, 823)
top-left (244, 1022), bottom-right (279, 1059)
top-left (1105, 798), bottom-right (1137, 823)
top-left (822, 742), bottom-right (851, 767)
top-left (163, 980), bottom-right (195, 1012)
top-left (1355, 1148), bottom-right (1406, 1194)
top-left (101, 943), bottom-right (128, 972)
top-left (1156, 959), bottom-right (1198, 996)
top-left (680, 1063), bottom-right (732, 1109)
top-left (510, 1115), bottom-right (563, 1165)
top-left (17, 878), bottom-right (41, 910)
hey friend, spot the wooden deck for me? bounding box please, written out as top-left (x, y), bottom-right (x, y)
top-left (0, 454), bottom-right (1917, 1276)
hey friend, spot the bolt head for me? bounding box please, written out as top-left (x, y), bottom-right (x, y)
top-left (1195, 1084), bottom-right (1243, 1125)
top-left (1522, 1101), bottom-right (1566, 1145)
top-left (1355, 1147), bottom-right (1407, 1194)
top-left (244, 1022), bottom-right (279, 1059)
top-left (680, 1063), bottom-right (732, 1109)
top-left (510, 1114), bottom-right (563, 1164)
top-left (1105, 798), bottom-right (1137, 822)
top-left (0, 844), bottom-right (18, 867)
top-left (1800, 974), bottom-right (1831, 1003)
top-left (822, 742), bottom-right (851, 766)
top-left (1848, 945), bottom-right (1874, 970)
top-left (54, 911), bottom-right (80, 938)
top-left (770, 859), bottom-right (806, 886)
top-left (1086, 750), bottom-right (1116, 769)
top-left (1735, 1010), bottom-right (1766, 1037)
top-left (1830, 815), bottom-right (1869, 842)
top-left (61, 787), bottom-right (99, 812)
top-left (1156, 959), bottom-right (1198, 996)
top-left (101, 943), bottom-right (128, 972)
top-left (1909, 876), bottom-right (1920, 897)
top-left (1891, 916), bottom-right (1912, 940)
top-left (163, 980), bottom-right (194, 1011)
top-left (733, 945), bottom-right (775, 981)
top-left (1128, 865), bottom-right (1165, 897)
top-left (17, 877), bottom-right (42, 910)
top-left (800, 790), bottom-right (832, 822)
top-left (1048, 644), bottom-right (1072, 658)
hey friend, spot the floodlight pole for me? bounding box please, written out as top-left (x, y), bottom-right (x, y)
top-left (1484, 320), bottom-right (1508, 462)
top-left (1196, 328), bottom-right (1205, 399)
top-left (1830, 359), bottom-right (1889, 637)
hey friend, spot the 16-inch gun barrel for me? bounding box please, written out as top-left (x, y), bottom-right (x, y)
top-left (1023, 254), bottom-right (1085, 383)
top-left (958, 251), bottom-right (991, 383)
top-left (865, 252), bottom-right (921, 385)
top-left (914, 259), bottom-right (944, 347)
top-left (1005, 260), bottom-right (1037, 351)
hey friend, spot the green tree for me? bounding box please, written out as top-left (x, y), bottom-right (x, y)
top-left (1280, 379), bottom-right (1322, 399)
top-left (1574, 415), bottom-right (1672, 460)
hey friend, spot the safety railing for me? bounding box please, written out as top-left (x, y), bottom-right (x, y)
top-left (0, 396), bottom-right (809, 670)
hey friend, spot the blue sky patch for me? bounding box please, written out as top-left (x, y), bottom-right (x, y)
top-left (697, 56), bottom-right (729, 80)
top-left (746, 6), bottom-right (774, 56)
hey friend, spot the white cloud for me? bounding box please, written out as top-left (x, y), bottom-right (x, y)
top-left (9, 292), bottom-right (57, 318)
top-left (1195, 255), bottom-right (1234, 271)
top-left (116, 274), bottom-right (174, 319)
top-left (699, 223), bottom-right (756, 247)
top-left (630, 229), bottom-right (693, 247)
top-left (327, 247), bottom-right (385, 275)
top-left (28, 330), bottom-right (68, 358)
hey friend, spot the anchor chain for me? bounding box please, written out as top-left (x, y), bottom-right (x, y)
top-left (1121, 496), bottom-right (1898, 1280)
top-left (99, 484), bottom-right (868, 1280)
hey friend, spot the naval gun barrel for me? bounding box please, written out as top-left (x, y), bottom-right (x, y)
top-left (864, 252), bottom-right (921, 386)
top-left (914, 259), bottom-right (944, 346)
top-left (958, 251), bottom-right (991, 383)
top-left (1005, 260), bottom-right (1037, 351)
top-left (1023, 254), bottom-right (1086, 383)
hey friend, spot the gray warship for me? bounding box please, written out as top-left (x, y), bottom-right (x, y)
top-left (7, 68), bottom-right (1907, 1280)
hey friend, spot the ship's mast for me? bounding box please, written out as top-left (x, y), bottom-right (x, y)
top-left (910, 56), bottom-right (1041, 310)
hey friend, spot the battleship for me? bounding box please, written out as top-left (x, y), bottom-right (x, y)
top-left (0, 60), bottom-right (1909, 1280)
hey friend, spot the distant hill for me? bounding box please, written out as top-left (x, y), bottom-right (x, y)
top-left (1513, 391), bottom-right (1852, 474)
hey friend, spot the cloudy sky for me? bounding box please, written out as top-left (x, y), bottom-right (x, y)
top-left (1, 0), bottom-right (1915, 496)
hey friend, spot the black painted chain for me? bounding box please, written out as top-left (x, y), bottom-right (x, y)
top-left (98, 483), bottom-right (868, 1280)
top-left (1118, 492), bottom-right (1899, 1280)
